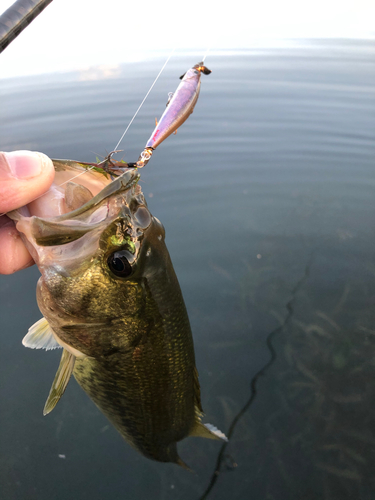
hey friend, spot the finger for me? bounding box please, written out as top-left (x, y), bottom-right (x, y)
top-left (0, 216), bottom-right (34, 274)
top-left (0, 151), bottom-right (55, 213)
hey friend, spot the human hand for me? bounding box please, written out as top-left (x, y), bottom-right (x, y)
top-left (0, 151), bottom-right (55, 274)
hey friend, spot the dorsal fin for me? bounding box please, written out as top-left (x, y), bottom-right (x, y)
top-left (43, 349), bottom-right (75, 416)
top-left (23, 317), bottom-right (61, 351)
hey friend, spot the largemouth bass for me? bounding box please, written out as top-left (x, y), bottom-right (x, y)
top-left (8, 160), bottom-right (226, 467)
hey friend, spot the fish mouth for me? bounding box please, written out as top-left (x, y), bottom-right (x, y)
top-left (48, 169), bottom-right (141, 223)
top-left (7, 168), bottom-right (145, 273)
top-left (16, 169), bottom-right (141, 248)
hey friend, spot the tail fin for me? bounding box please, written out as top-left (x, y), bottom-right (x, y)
top-left (190, 421), bottom-right (228, 441)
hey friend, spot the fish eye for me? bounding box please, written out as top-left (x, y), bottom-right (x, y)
top-left (107, 251), bottom-right (133, 278)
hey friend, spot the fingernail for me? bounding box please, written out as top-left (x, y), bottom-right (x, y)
top-left (3, 151), bottom-right (44, 179)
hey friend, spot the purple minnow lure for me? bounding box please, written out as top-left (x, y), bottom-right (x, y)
top-left (135, 61), bottom-right (211, 168)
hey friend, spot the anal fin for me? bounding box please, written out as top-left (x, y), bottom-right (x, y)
top-left (43, 349), bottom-right (75, 416)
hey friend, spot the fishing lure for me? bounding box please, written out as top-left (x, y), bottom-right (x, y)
top-left (69, 61), bottom-right (211, 176)
top-left (135, 61), bottom-right (211, 168)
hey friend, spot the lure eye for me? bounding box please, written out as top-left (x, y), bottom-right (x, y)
top-left (107, 251), bottom-right (133, 278)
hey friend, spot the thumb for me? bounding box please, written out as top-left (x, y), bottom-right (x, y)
top-left (0, 150), bottom-right (55, 213)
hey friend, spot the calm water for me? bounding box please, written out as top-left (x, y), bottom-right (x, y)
top-left (1, 41), bottom-right (374, 500)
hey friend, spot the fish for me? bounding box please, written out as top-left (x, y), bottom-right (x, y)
top-left (7, 160), bottom-right (226, 467)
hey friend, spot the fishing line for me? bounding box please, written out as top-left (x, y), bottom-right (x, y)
top-left (202, 47), bottom-right (210, 62)
top-left (58, 167), bottom-right (96, 187)
top-left (113, 47), bottom-right (176, 153)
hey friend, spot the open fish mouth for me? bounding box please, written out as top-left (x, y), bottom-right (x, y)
top-left (7, 163), bottom-right (145, 271)
top-left (23, 169), bottom-right (141, 246)
top-left (8, 161), bottom-right (140, 227)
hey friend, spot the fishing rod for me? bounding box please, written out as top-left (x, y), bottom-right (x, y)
top-left (0, 0), bottom-right (53, 53)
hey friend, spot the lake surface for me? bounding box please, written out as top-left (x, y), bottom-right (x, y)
top-left (1, 40), bottom-right (374, 500)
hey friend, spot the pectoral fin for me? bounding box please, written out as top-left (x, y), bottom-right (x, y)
top-left (23, 317), bottom-right (61, 350)
top-left (190, 421), bottom-right (228, 442)
top-left (43, 349), bottom-right (75, 416)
